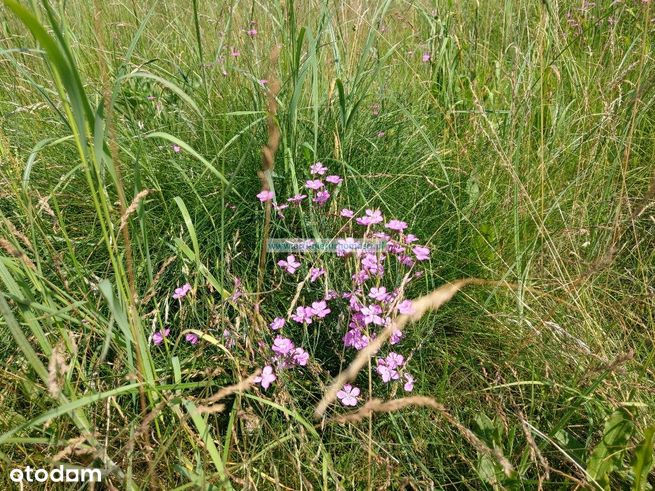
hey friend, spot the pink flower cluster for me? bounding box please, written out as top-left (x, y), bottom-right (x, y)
top-left (271, 336), bottom-right (309, 366)
top-left (156, 162), bottom-right (430, 410)
top-left (251, 161), bottom-right (433, 404)
top-left (303, 162), bottom-right (343, 205)
top-left (252, 314), bottom-right (316, 390)
top-left (290, 300), bottom-right (331, 325)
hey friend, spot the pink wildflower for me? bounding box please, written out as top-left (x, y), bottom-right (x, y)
top-left (272, 336), bottom-right (295, 356)
top-left (413, 246), bottom-right (430, 261)
top-left (309, 267), bottom-right (325, 282)
top-left (185, 333), bottom-right (199, 345)
top-left (376, 359), bottom-right (400, 382)
top-left (326, 175), bottom-right (343, 184)
top-left (326, 290), bottom-right (339, 300)
top-left (278, 255), bottom-right (301, 274)
top-left (173, 283), bottom-right (192, 300)
top-left (398, 300), bottom-right (414, 315)
top-left (152, 328), bottom-right (170, 346)
top-left (256, 190), bottom-right (274, 202)
top-left (352, 270), bottom-right (371, 285)
top-left (254, 365), bottom-right (276, 389)
top-left (340, 208), bottom-right (354, 218)
top-left (311, 300), bottom-right (331, 319)
top-left (291, 306), bottom-right (314, 325)
top-left (336, 384), bottom-right (360, 406)
top-left (343, 329), bottom-right (369, 350)
top-left (390, 329), bottom-right (403, 345)
top-left (230, 278), bottom-right (242, 301)
top-left (270, 317), bottom-right (285, 331)
top-left (399, 255), bottom-right (415, 267)
top-left (422, 52), bottom-right (431, 63)
top-left (356, 209), bottom-right (383, 226)
top-left (310, 162), bottom-right (328, 175)
top-left (313, 190), bottom-right (331, 205)
top-left (337, 237), bottom-right (357, 256)
top-left (362, 253), bottom-right (384, 276)
top-left (385, 219), bottom-right (408, 232)
top-left (305, 179), bottom-right (324, 190)
top-left (369, 287), bottom-right (388, 302)
top-left (361, 304), bottom-right (384, 326)
top-left (287, 194), bottom-right (307, 204)
top-left (403, 372), bottom-right (414, 392)
top-left (172, 144), bottom-right (181, 153)
top-left (385, 352), bottom-right (404, 369)
top-left (387, 241), bottom-right (404, 255)
top-left (292, 347), bottom-right (309, 366)
top-left (348, 295), bottom-right (363, 312)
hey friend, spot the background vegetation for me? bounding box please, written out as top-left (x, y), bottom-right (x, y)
top-left (0, 0), bottom-right (653, 489)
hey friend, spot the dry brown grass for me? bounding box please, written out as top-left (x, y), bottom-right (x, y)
top-left (256, 46), bottom-right (282, 301)
top-left (0, 237), bottom-right (36, 270)
top-left (47, 342), bottom-right (70, 398)
top-left (195, 370), bottom-right (261, 414)
top-left (117, 188), bottom-right (154, 233)
top-left (52, 433), bottom-right (97, 462)
top-left (2, 217), bottom-right (32, 250)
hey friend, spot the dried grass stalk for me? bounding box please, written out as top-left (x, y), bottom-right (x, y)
top-left (256, 46), bottom-right (282, 300)
top-left (52, 433), bottom-right (97, 462)
top-left (47, 343), bottom-right (70, 398)
top-left (93, 0), bottom-right (146, 415)
top-left (3, 218), bottom-right (32, 250)
top-left (518, 412), bottom-right (549, 484)
top-left (140, 255), bottom-right (176, 306)
top-left (118, 189), bottom-right (153, 233)
top-left (0, 238), bottom-right (36, 270)
top-left (330, 396), bottom-right (444, 423)
top-left (126, 399), bottom-right (169, 455)
top-left (37, 193), bottom-right (56, 218)
top-left (196, 370), bottom-right (260, 414)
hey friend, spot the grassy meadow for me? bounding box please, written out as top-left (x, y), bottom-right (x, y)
top-left (0, 0), bottom-right (654, 489)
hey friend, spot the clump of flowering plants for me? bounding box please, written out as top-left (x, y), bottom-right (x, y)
top-left (247, 161), bottom-right (431, 410)
top-left (150, 161), bottom-right (431, 413)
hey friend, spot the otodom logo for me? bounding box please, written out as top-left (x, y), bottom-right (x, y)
top-left (9, 466), bottom-right (102, 484)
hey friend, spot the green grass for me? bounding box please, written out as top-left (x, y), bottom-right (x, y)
top-left (0, 0), bottom-right (654, 489)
